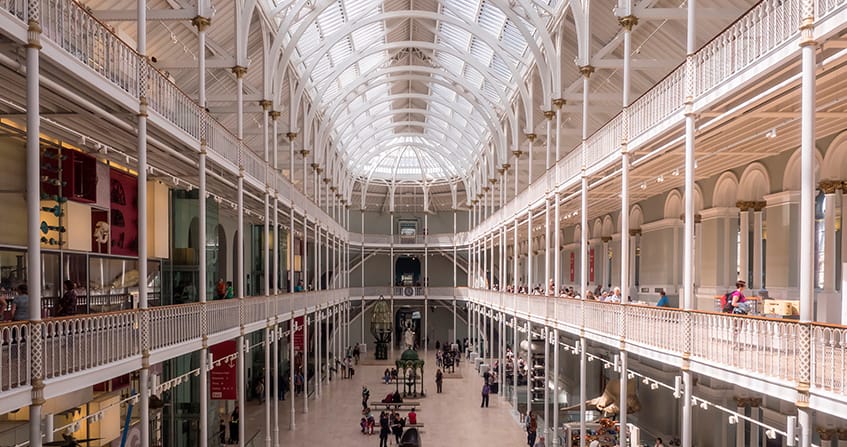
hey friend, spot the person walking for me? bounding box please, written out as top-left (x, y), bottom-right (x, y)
top-left (229, 405), bottom-right (239, 444)
top-left (362, 386), bottom-right (371, 409)
top-left (526, 410), bottom-right (537, 447)
top-left (378, 411), bottom-right (390, 447)
top-left (435, 369), bottom-right (443, 393)
top-left (480, 382), bottom-right (490, 407)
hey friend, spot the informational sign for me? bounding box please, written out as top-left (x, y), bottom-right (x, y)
top-left (210, 340), bottom-right (237, 400)
top-left (569, 252), bottom-right (575, 282)
top-left (589, 248), bottom-right (595, 283)
top-left (294, 316), bottom-right (305, 352)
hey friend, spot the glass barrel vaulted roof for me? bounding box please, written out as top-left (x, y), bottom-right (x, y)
top-left (272, 0), bottom-right (559, 184)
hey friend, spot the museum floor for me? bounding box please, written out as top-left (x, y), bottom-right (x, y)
top-left (240, 349), bottom-right (527, 446)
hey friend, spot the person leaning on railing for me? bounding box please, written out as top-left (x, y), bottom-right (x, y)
top-left (722, 280), bottom-right (749, 315)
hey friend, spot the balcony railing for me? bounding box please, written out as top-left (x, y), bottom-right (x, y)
top-left (0, 289), bottom-right (347, 411)
top-left (467, 289), bottom-right (847, 407)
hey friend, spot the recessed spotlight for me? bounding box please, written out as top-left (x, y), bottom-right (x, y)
top-left (640, 182), bottom-right (647, 190)
top-left (656, 175), bottom-right (664, 183)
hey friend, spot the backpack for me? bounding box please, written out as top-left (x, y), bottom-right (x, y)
top-left (721, 292), bottom-right (735, 313)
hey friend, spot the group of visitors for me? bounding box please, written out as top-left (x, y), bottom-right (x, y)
top-left (215, 278), bottom-right (235, 300)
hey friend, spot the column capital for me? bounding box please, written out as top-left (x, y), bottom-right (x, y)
top-left (322, 177), bottom-right (331, 184)
top-left (310, 162), bottom-right (320, 171)
top-left (735, 200), bottom-right (754, 211)
top-left (299, 149), bottom-right (310, 157)
top-left (837, 428), bottom-right (847, 440)
top-left (543, 110), bottom-right (556, 120)
top-left (817, 428), bottom-right (835, 441)
top-left (628, 229), bottom-right (641, 236)
top-left (525, 133), bottom-right (537, 142)
top-left (579, 65), bottom-right (595, 78)
top-left (482, 185), bottom-right (491, 192)
top-left (752, 201), bottom-right (766, 211)
top-left (489, 178), bottom-right (498, 185)
top-left (259, 99), bottom-right (272, 111)
top-left (231, 65), bottom-right (248, 78)
top-left (500, 163), bottom-right (511, 171)
top-left (819, 179), bottom-right (842, 194)
top-left (552, 98), bottom-right (566, 109)
top-left (512, 150), bottom-right (524, 158)
top-left (269, 110), bottom-right (281, 120)
top-left (191, 15), bottom-right (212, 31)
top-left (618, 15), bottom-right (639, 30)
top-left (286, 132), bottom-right (297, 141)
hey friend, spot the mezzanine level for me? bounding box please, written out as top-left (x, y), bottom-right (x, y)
top-left (0, 289), bottom-right (347, 415)
top-left (467, 288), bottom-right (847, 421)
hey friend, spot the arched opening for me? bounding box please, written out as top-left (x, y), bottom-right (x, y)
top-left (395, 256), bottom-right (422, 286)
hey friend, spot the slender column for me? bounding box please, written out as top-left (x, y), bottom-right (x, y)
top-left (237, 333), bottom-right (245, 447)
top-left (797, 0), bottom-right (817, 442)
top-left (512, 315), bottom-right (518, 411)
top-left (390, 213), bottom-right (395, 359)
top-left (528, 134), bottom-right (535, 183)
top-left (737, 203), bottom-right (750, 285)
top-left (514, 151), bottom-right (521, 198)
top-left (425, 213), bottom-right (429, 363)
top-left (681, 0), bottom-right (695, 442)
top-left (303, 216), bottom-right (308, 294)
top-left (552, 328), bottom-right (559, 446)
top-left (514, 219), bottom-right (519, 293)
top-left (453, 211), bottom-right (457, 340)
top-left (750, 400), bottom-right (761, 447)
top-left (821, 182), bottom-right (840, 291)
top-left (289, 320), bottom-right (296, 430)
top-left (198, 145), bottom-right (209, 447)
top-left (580, 64), bottom-right (593, 302)
top-left (25, 3), bottom-right (44, 444)
top-left (554, 194), bottom-right (561, 299)
top-left (543, 327), bottom-right (550, 447)
top-left (315, 308), bottom-right (322, 397)
top-left (303, 314), bottom-right (309, 413)
top-left (264, 326), bottom-right (272, 447)
top-left (525, 321), bottom-right (532, 419)
top-left (579, 337), bottom-right (586, 447)
top-left (545, 110), bottom-right (554, 171)
top-left (753, 205), bottom-right (764, 289)
top-left (545, 197), bottom-right (551, 298)
top-left (528, 211), bottom-right (534, 292)
top-left (735, 399), bottom-right (745, 446)
top-left (273, 324), bottom-right (280, 446)
top-left (136, 3), bottom-right (152, 444)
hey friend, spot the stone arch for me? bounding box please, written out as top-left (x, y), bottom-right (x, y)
top-left (629, 205), bottom-right (644, 230)
top-left (664, 190), bottom-right (683, 219)
top-left (713, 172), bottom-right (740, 208)
top-left (738, 162), bottom-right (771, 201)
top-left (592, 218), bottom-right (603, 240)
top-left (821, 131), bottom-right (847, 180)
top-left (782, 147), bottom-right (823, 191)
top-left (602, 215), bottom-right (614, 238)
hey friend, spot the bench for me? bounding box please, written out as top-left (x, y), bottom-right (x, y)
top-left (370, 402), bottom-right (421, 410)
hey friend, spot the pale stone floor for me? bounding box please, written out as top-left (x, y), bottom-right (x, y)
top-left (241, 350), bottom-right (527, 446)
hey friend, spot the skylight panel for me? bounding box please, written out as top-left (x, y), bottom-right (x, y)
top-left (357, 52), bottom-right (385, 74)
top-left (311, 57), bottom-right (334, 82)
top-left (298, 23), bottom-right (323, 55)
top-left (315, 4), bottom-right (345, 37)
top-left (442, 0), bottom-right (478, 23)
top-left (328, 39), bottom-right (353, 68)
top-left (439, 22), bottom-right (473, 49)
top-left (350, 22), bottom-right (384, 50)
top-left (468, 38), bottom-right (495, 67)
top-left (462, 65), bottom-right (484, 89)
top-left (477, 2), bottom-right (507, 36)
top-left (344, 0), bottom-right (377, 20)
top-left (336, 66), bottom-right (359, 90)
top-left (490, 53), bottom-right (513, 82)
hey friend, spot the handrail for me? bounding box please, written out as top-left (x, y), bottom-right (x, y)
top-left (0, 289), bottom-right (349, 404)
top-left (466, 288), bottom-right (847, 405)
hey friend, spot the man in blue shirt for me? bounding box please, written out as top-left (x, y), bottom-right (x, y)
top-left (656, 290), bottom-right (670, 307)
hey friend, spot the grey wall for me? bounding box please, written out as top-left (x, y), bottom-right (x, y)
top-left (349, 210), bottom-right (470, 234)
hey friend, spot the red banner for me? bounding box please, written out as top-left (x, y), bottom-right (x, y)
top-left (589, 248), bottom-right (595, 283)
top-left (569, 252), bottom-right (575, 282)
top-left (210, 340), bottom-right (237, 400)
top-left (294, 316), bottom-right (305, 352)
